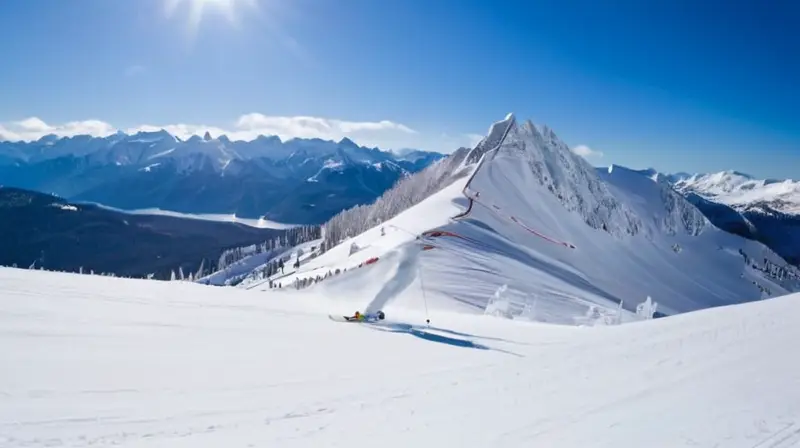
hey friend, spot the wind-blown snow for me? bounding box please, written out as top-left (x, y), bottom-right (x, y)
top-left (2, 267), bottom-right (800, 447)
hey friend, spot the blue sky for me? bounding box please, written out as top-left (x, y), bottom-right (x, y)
top-left (0, 0), bottom-right (797, 178)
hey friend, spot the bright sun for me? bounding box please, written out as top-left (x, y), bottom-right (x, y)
top-left (164, 0), bottom-right (258, 33)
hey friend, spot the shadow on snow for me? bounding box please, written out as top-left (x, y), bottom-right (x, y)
top-left (365, 322), bottom-right (523, 357)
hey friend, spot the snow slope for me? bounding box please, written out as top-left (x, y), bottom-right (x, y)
top-left (266, 115), bottom-right (798, 324)
top-left (3, 267), bottom-right (800, 447)
top-left (675, 171), bottom-right (800, 215)
top-left (257, 176), bottom-right (473, 290)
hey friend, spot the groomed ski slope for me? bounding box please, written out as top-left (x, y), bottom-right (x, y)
top-left (2, 267), bottom-right (800, 447)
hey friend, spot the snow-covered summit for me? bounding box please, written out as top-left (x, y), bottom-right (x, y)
top-left (499, 119), bottom-right (643, 238)
top-left (463, 113), bottom-right (515, 165)
top-left (675, 171), bottom-right (800, 215)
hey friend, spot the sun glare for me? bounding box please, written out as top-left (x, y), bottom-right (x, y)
top-left (165, 0), bottom-right (258, 34)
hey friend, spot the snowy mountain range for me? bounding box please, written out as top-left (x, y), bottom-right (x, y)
top-left (629, 169), bottom-right (800, 266)
top-left (0, 131), bottom-right (443, 224)
top-left (220, 113), bottom-right (799, 324)
top-left (674, 170), bottom-right (800, 216)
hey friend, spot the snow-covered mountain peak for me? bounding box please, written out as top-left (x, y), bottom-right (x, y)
top-left (126, 129), bottom-right (174, 144)
top-left (36, 134), bottom-right (60, 145)
top-left (496, 133), bottom-right (706, 239)
top-left (492, 119), bottom-right (643, 238)
top-left (255, 134), bottom-right (282, 144)
top-left (463, 113), bottom-right (516, 165)
top-left (675, 171), bottom-right (800, 216)
top-left (337, 137), bottom-right (359, 149)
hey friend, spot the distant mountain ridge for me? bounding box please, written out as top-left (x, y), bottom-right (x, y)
top-left (673, 170), bottom-right (800, 216)
top-left (0, 131), bottom-right (444, 224)
top-left (630, 168), bottom-right (800, 266)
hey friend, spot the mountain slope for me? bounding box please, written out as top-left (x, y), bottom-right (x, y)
top-left (259, 114), bottom-right (799, 324)
top-left (3, 267), bottom-right (800, 446)
top-left (0, 186), bottom-right (290, 278)
top-left (0, 132), bottom-right (444, 223)
top-left (423, 117), bottom-right (797, 318)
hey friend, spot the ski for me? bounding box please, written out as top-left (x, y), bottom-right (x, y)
top-left (328, 311), bottom-right (385, 323)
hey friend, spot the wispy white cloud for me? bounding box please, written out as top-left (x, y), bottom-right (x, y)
top-left (0, 114), bottom-right (425, 148)
top-left (233, 114), bottom-right (416, 140)
top-left (0, 117), bottom-right (115, 141)
top-left (572, 144), bottom-right (604, 158)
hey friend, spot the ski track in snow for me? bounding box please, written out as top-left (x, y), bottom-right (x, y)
top-left (2, 268), bottom-right (800, 447)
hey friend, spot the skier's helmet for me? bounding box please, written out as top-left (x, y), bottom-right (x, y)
top-left (377, 310), bottom-right (385, 320)
top-left (354, 311), bottom-right (360, 318)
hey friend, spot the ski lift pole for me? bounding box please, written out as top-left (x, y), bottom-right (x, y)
top-left (388, 223), bottom-right (431, 324)
top-left (417, 262), bottom-right (431, 326)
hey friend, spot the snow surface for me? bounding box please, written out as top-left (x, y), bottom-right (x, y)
top-left (260, 177), bottom-right (472, 292)
top-left (3, 267), bottom-right (800, 447)
top-left (675, 171), bottom-right (800, 215)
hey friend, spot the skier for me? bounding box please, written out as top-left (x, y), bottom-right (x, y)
top-left (347, 310), bottom-right (385, 322)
